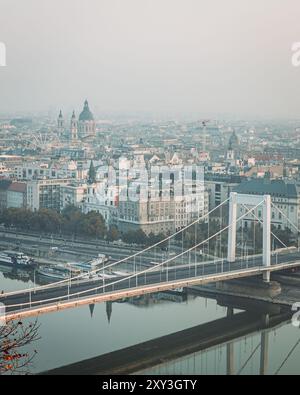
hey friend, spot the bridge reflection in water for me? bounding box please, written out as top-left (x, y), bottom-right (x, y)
top-left (42, 292), bottom-right (292, 376)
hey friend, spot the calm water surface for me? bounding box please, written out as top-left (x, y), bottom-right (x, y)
top-left (1, 269), bottom-right (299, 375)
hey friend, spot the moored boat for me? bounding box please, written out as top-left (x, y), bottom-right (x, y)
top-left (36, 264), bottom-right (81, 281)
top-left (0, 250), bottom-right (36, 269)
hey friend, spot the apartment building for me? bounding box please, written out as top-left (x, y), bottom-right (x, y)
top-left (234, 178), bottom-right (300, 234)
top-left (26, 179), bottom-right (71, 211)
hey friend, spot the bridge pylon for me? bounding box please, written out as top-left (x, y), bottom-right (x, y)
top-left (227, 192), bottom-right (271, 282)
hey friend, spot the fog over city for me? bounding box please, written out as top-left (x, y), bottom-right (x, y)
top-left (2, 0), bottom-right (300, 379)
top-left (1, 0), bottom-right (300, 118)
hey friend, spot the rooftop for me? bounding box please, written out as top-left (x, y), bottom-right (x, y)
top-left (234, 178), bottom-right (299, 198)
top-left (7, 182), bottom-right (27, 193)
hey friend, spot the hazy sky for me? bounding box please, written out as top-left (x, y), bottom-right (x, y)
top-left (1, 0), bottom-right (300, 118)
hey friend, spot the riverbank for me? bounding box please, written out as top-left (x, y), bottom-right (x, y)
top-left (189, 272), bottom-right (300, 307)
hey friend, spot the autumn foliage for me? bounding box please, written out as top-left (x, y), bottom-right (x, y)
top-left (0, 320), bottom-right (40, 374)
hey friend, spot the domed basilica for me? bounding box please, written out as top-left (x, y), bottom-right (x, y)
top-left (57, 100), bottom-right (96, 140)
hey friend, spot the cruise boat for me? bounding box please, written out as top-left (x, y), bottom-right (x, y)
top-left (36, 264), bottom-right (81, 281)
top-left (68, 254), bottom-right (110, 273)
top-left (0, 250), bottom-right (35, 269)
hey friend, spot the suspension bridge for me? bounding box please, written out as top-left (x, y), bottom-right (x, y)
top-left (1, 192), bottom-right (300, 321)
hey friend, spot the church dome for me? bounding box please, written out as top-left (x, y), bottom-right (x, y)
top-left (79, 100), bottom-right (94, 121)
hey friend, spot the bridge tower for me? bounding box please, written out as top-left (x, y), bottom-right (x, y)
top-left (227, 192), bottom-right (271, 282)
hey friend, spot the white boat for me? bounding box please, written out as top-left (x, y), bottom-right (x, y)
top-left (98, 272), bottom-right (118, 279)
top-left (68, 254), bottom-right (110, 273)
top-left (0, 250), bottom-right (35, 268)
top-left (68, 262), bottom-right (95, 273)
top-left (113, 271), bottom-right (131, 277)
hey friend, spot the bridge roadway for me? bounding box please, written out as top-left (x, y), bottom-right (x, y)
top-left (2, 250), bottom-right (300, 320)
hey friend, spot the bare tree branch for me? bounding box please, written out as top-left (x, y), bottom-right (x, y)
top-left (0, 320), bottom-right (40, 375)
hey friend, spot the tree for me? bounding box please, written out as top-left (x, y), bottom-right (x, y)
top-left (61, 205), bottom-right (84, 236)
top-left (14, 208), bottom-right (32, 231)
top-left (134, 229), bottom-right (147, 245)
top-left (61, 205), bottom-right (82, 220)
top-left (122, 230), bottom-right (137, 245)
top-left (0, 320), bottom-right (40, 375)
top-left (87, 160), bottom-right (96, 184)
top-left (81, 211), bottom-right (106, 238)
top-left (30, 209), bottom-right (62, 233)
top-left (121, 229), bottom-right (148, 245)
top-left (107, 226), bottom-right (119, 242)
top-left (0, 208), bottom-right (32, 230)
top-left (146, 232), bottom-right (167, 247)
top-left (0, 206), bottom-right (108, 240)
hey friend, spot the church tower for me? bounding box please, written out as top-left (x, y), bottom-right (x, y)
top-left (78, 99), bottom-right (96, 139)
top-left (57, 110), bottom-right (64, 134)
top-left (226, 130), bottom-right (239, 166)
top-left (70, 111), bottom-right (78, 141)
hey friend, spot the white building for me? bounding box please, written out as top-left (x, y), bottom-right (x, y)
top-left (118, 164), bottom-right (208, 235)
top-left (14, 161), bottom-right (78, 181)
top-left (27, 179), bottom-right (71, 212)
top-left (60, 184), bottom-right (87, 211)
top-left (7, 182), bottom-right (27, 208)
top-left (81, 181), bottom-right (119, 226)
top-left (234, 178), bottom-right (300, 234)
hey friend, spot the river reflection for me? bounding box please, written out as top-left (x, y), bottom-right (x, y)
top-left (138, 316), bottom-right (300, 375)
top-left (1, 267), bottom-right (300, 375)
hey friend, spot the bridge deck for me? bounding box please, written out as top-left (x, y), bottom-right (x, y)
top-left (1, 251), bottom-right (300, 321)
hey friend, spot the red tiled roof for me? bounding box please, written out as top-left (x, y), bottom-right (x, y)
top-left (7, 182), bottom-right (26, 193)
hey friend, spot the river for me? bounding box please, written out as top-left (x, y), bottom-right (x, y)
top-left (0, 269), bottom-right (299, 375)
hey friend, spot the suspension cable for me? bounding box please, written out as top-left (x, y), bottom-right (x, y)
top-left (3, 200), bottom-right (264, 310)
top-left (242, 204), bottom-right (288, 249)
top-left (271, 203), bottom-right (300, 233)
top-left (236, 342), bottom-right (261, 375)
top-left (2, 198), bottom-right (230, 298)
top-left (274, 335), bottom-right (300, 375)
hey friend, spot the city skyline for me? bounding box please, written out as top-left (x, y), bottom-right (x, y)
top-left (1, 0), bottom-right (300, 378)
